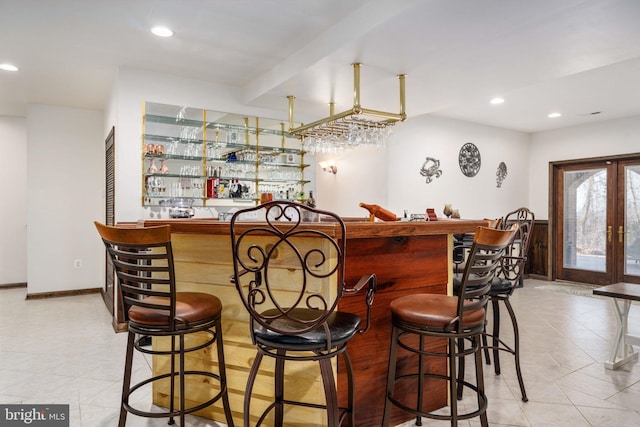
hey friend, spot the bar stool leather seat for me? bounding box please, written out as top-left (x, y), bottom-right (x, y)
top-left (254, 308), bottom-right (361, 350)
top-left (391, 294), bottom-right (485, 329)
top-left (128, 293), bottom-right (222, 327)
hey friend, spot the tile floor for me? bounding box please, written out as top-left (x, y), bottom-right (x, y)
top-left (1, 278), bottom-right (639, 427)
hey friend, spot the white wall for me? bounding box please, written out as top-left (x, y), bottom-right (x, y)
top-left (317, 114), bottom-right (531, 219)
top-left (0, 117), bottom-right (27, 285)
top-left (315, 144), bottom-right (389, 217)
top-left (26, 105), bottom-right (103, 295)
top-left (530, 115), bottom-right (640, 220)
top-left (389, 115), bottom-right (531, 219)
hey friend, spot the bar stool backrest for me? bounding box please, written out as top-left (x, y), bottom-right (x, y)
top-left (94, 222), bottom-right (177, 331)
top-left (229, 201), bottom-right (348, 345)
top-left (497, 207), bottom-right (535, 289)
top-left (456, 225), bottom-right (518, 331)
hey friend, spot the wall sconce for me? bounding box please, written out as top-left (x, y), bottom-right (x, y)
top-left (319, 160), bottom-right (337, 174)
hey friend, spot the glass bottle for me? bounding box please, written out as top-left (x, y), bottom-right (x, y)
top-left (306, 191), bottom-right (316, 208)
top-left (359, 202), bottom-right (398, 221)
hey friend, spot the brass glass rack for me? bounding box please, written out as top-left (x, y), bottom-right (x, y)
top-left (287, 63), bottom-right (406, 141)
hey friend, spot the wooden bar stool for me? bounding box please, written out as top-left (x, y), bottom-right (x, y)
top-left (382, 225), bottom-right (517, 427)
top-left (94, 222), bottom-right (235, 427)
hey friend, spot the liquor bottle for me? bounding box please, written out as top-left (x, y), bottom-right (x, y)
top-left (306, 191), bottom-right (316, 208)
top-left (359, 202), bottom-right (398, 222)
top-left (231, 179), bottom-right (242, 198)
top-left (208, 167), bottom-right (219, 198)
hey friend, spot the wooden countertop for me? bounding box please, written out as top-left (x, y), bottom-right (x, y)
top-left (122, 218), bottom-right (489, 238)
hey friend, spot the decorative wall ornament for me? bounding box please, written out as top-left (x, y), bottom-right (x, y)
top-left (496, 161), bottom-right (508, 187)
top-left (420, 157), bottom-right (442, 183)
top-left (458, 142), bottom-right (481, 177)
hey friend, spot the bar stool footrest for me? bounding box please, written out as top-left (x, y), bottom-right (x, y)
top-left (387, 372), bottom-right (488, 421)
top-left (123, 370), bottom-right (228, 419)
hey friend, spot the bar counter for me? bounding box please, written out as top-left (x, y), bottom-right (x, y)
top-left (125, 217), bottom-right (488, 426)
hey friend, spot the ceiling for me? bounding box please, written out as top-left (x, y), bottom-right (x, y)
top-left (2, 0), bottom-right (640, 133)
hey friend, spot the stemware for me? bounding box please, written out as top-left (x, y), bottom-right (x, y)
top-left (147, 159), bottom-right (158, 174)
top-left (159, 159), bottom-right (169, 174)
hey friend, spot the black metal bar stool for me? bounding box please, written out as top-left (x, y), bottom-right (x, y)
top-left (229, 201), bottom-right (376, 427)
top-left (94, 222), bottom-right (235, 427)
top-left (382, 225), bottom-right (517, 427)
top-left (481, 207), bottom-right (534, 402)
top-left (455, 208), bottom-right (534, 402)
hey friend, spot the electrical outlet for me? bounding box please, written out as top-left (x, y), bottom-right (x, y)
top-left (74, 259), bottom-right (82, 269)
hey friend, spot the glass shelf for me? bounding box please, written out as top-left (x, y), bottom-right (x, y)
top-left (145, 153), bottom-right (204, 162)
top-left (143, 134), bottom-right (205, 145)
top-left (146, 173), bottom-right (203, 179)
top-left (145, 114), bottom-right (204, 128)
top-left (145, 114), bottom-right (299, 139)
top-left (142, 102), bottom-right (313, 208)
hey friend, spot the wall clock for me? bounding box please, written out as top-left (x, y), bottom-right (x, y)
top-left (458, 142), bottom-right (481, 177)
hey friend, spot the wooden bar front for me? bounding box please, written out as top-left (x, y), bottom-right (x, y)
top-left (128, 218), bottom-right (487, 426)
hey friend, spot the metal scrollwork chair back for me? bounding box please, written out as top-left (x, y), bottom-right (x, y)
top-left (495, 207), bottom-right (535, 293)
top-left (229, 201), bottom-right (376, 427)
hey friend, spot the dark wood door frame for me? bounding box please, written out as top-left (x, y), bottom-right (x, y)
top-left (101, 126), bottom-right (115, 315)
top-left (550, 152), bottom-right (640, 285)
top-left (102, 126), bottom-right (127, 332)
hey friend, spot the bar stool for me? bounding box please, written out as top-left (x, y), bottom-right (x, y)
top-left (94, 222), bottom-right (235, 427)
top-left (453, 208), bottom-right (534, 402)
top-left (382, 225), bottom-right (517, 427)
top-left (481, 207), bottom-right (534, 402)
top-left (229, 201), bottom-right (376, 427)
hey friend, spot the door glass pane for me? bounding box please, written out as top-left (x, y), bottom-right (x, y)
top-left (563, 168), bottom-right (607, 271)
top-left (625, 165), bottom-right (640, 276)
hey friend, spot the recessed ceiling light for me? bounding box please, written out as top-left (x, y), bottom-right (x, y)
top-left (0, 63), bottom-right (18, 72)
top-left (548, 112), bottom-right (562, 118)
top-left (151, 26), bottom-right (174, 37)
top-left (490, 97), bottom-right (504, 105)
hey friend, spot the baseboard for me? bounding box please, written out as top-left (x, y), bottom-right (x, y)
top-left (0, 282), bottom-right (27, 289)
top-left (528, 274), bottom-right (551, 281)
top-left (26, 287), bottom-right (101, 300)
top-left (113, 318), bottom-right (128, 333)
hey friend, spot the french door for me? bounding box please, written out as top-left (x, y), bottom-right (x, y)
top-left (553, 157), bottom-right (640, 285)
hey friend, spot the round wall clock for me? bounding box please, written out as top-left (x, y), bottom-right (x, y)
top-left (458, 142), bottom-right (481, 177)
